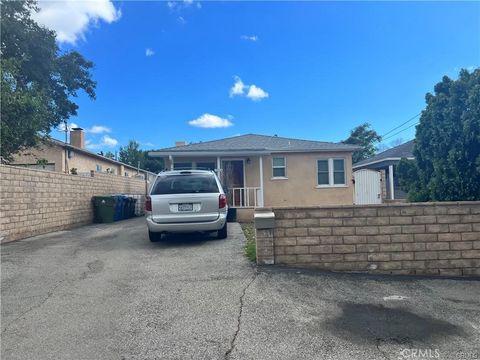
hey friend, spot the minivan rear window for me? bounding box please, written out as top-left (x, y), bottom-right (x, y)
top-left (152, 174), bottom-right (219, 194)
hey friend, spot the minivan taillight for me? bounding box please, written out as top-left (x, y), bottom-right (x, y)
top-left (145, 195), bottom-right (152, 212)
top-left (219, 194), bottom-right (227, 209)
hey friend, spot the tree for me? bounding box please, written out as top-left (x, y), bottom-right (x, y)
top-left (104, 151), bottom-right (115, 160)
top-left (119, 140), bottom-right (143, 167)
top-left (118, 140), bottom-right (164, 173)
top-left (142, 156), bottom-right (164, 173)
top-left (397, 68), bottom-right (480, 201)
top-left (0, 0), bottom-right (96, 162)
top-left (342, 123), bottom-right (382, 163)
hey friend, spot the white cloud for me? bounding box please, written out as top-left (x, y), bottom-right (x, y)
top-left (88, 125), bottom-right (111, 134)
top-left (229, 76), bottom-right (246, 97)
top-left (229, 76), bottom-right (269, 101)
top-left (86, 135), bottom-right (118, 149)
top-left (246, 84), bottom-right (269, 101)
top-left (102, 135), bottom-right (118, 147)
top-left (32, 0), bottom-right (121, 44)
top-left (57, 122), bottom-right (79, 132)
top-left (168, 0), bottom-right (200, 10)
top-left (145, 48), bottom-right (155, 57)
top-left (140, 142), bottom-right (156, 147)
top-left (188, 114), bottom-right (233, 128)
top-left (177, 16), bottom-right (186, 24)
top-left (240, 35), bottom-right (258, 42)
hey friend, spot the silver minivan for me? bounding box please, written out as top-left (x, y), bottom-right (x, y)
top-left (145, 170), bottom-right (228, 241)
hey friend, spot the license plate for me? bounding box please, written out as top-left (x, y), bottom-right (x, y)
top-left (178, 203), bottom-right (193, 212)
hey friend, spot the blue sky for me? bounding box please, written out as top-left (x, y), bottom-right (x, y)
top-left (39, 1), bottom-right (480, 153)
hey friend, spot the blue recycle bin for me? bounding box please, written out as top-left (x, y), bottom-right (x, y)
top-left (113, 195), bottom-right (126, 221)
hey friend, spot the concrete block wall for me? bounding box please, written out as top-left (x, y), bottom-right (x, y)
top-left (255, 202), bottom-right (480, 277)
top-left (0, 165), bottom-right (146, 243)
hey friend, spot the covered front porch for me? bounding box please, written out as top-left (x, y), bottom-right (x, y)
top-left (163, 154), bottom-right (265, 208)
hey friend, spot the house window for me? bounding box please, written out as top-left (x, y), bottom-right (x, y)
top-left (173, 162), bottom-right (192, 170)
top-left (317, 160), bottom-right (329, 185)
top-left (317, 158), bottom-right (346, 186)
top-left (333, 159), bottom-right (345, 185)
top-left (96, 164), bottom-right (102, 172)
top-left (196, 162), bottom-right (216, 171)
top-left (272, 157), bottom-right (286, 178)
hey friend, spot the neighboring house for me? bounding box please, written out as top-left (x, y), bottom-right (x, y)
top-left (10, 128), bottom-right (156, 183)
top-left (353, 140), bottom-right (414, 200)
top-left (148, 134), bottom-right (360, 219)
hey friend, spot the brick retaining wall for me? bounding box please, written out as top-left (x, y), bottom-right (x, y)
top-left (255, 202), bottom-right (480, 277)
top-left (0, 165), bottom-right (146, 243)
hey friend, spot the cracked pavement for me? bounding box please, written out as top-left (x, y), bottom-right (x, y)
top-left (2, 217), bottom-right (480, 360)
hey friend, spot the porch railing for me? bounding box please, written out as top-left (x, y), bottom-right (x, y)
top-left (228, 187), bottom-right (262, 208)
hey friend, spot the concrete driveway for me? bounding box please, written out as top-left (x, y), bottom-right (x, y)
top-left (1, 217), bottom-right (479, 360)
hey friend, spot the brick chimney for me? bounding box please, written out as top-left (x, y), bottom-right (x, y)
top-left (70, 128), bottom-right (85, 149)
top-left (175, 141), bottom-right (186, 147)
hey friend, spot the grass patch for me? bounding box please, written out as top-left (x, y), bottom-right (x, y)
top-left (241, 223), bottom-right (256, 263)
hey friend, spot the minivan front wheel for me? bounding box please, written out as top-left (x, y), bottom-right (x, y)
top-left (149, 231), bottom-right (162, 242)
top-left (217, 222), bottom-right (228, 239)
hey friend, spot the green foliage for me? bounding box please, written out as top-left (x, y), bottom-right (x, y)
top-left (119, 140), bottom-right (143, 167)
top-left (241, 223), bottom-right (256, 263)
top-left (119, 140), bottom-right (164, 173)
top-left (36, 158), bottom-right (49, 168)
top-left (70, 168), bottom-right (78, 175)
top-left (0, 0), bottom-right (96, 162)
top-left (342, 123), bottom-right (382, 163)
top-left (104, 151), bottom-right (115, 160)
top-left (397, 68), bottom-right (480, 201)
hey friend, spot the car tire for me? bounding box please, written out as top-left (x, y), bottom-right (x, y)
top-left (217, 222), bottom-right (228, 239)
top-left (149, 231), bottom-right (162, 242)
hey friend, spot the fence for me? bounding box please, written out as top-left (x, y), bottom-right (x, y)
top-left (255, 202), bottom-right (480, 277)
top-left (0, 165), bottom-right (146, 243)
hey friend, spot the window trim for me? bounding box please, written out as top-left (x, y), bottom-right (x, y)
top-left (272, 156), bottom-right (287, 179)
top-left (316, 158), bottom-right (347, 188)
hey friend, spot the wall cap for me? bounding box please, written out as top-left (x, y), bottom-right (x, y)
top-left (270, 201), bottom-right (480, 211)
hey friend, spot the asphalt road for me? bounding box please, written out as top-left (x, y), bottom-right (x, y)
top-left (1, 217), bottom-right (479, 360)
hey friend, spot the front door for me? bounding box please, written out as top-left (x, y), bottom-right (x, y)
top-left (222, 160), bottom-right (244, 207)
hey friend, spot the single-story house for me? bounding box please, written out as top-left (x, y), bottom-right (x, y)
top-left (148, 134), bottom-right (360, 220)
top-left (10, 128), bottom-right (156, 182)
top-left (353, 140), bottom-right (414, 200)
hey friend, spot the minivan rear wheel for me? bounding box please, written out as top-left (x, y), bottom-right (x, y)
top-left (149, 231), bottom-right (162, 242)
top-left (217, 222), bottom-right (227, 239)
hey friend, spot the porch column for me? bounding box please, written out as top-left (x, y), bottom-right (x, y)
top-left (169, 155), bottom-right (174, 170)
top-left (216, 156), bottom-right (221, 174)
top-left (389, 164), bottom-right (395, 200)
top-left (259, 156), bottom-right (264, 207)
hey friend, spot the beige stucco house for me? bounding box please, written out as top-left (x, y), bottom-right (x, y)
top-left (149, 134), bottom-right (360, 220)
top-left (11, 128), bottom-right (155, 181)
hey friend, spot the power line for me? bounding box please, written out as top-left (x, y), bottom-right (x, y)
top-left (382, 121), bottom-right (419, 141)
top-left (380, 113), bottom-right (421, 138)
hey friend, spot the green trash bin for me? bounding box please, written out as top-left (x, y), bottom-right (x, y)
top-left (92, 196), bottom-right (116, 223)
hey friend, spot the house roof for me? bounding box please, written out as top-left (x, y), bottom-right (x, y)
top-left (353, 140), bottom-right (415, 168)
top-left (49, 139), bottom-right (156, 175)
top-left (149, 134), bottom-right (360, 157)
